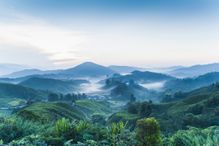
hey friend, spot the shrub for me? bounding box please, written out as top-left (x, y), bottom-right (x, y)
top-left (55, 118), bottom-right (71, 137)
top-left (136, 117), bottom-right (162, 146)
top-left (75, 120), bottom-right (90, 134)
top-left (187, 104), bottom-right (203, 115)
top-left (169, 126), bottom-right (219, 146)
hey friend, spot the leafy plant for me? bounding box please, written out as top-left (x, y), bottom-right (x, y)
top-left (136, 117), bottom-right (162, 146)
top-left (55, 118), bottom-right (71, 136)
top-left (169, 126), bottom-right (219, 146)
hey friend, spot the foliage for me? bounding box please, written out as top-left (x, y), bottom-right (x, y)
top-left (16, 102), bottom-right (86, 122)
top-left (0, 83), bottom-right (47, 100)
top-left (127, 101), bottom-right (152, 117)
top-left (168, 126), bottom-right (219, 146)
top-left (136, 117), bottom-right (162, 146)
top-left (55, 118), bottom-right (71, 136)
top-left (109, 122), bottom-right (126, 136)
top-left (75, 120), bottom-right (90, 133)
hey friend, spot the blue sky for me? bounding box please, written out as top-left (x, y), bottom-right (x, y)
top-left (0, 0), bottom-right (218, 69)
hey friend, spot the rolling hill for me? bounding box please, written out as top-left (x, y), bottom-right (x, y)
top-left (5, 69), bottom-right (61, 78)
top-left (0, 64), bottom-right (28, 76)
top-left (16, 100), bottom-right (112, 122)
top-left (108, 65), bottom-right (145, 74)
top-left (108, 83), bottom-right (219, 135)
top-left (0, 83), bottom-right (47, 100)
top-left (19, 77), bottom-right (88, 93)
top-left (164, 72), bottom-right (219, 92)
top-left (62, 62), bottom-right (116, 78)
top-left (108, 70), bottom-right (174, 84)
top-left (169, 63), bottom-right (219, 78)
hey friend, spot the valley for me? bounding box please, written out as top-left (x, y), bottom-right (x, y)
top-left (0, 62), bottom-right (218, 145)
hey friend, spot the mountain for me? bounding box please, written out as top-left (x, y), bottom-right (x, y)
top-left (164, 72), bottom-right (219, 92)
top-left (0, 83), bottom-right (47, 100)
top-left (19, 77), bottom-right (88, 93)
top-left (108, 70), bottom-right (174, 84)
top-left (5, 69), bottom-right (61, 78)
top-left (169, 63), bottom-right (219, 78)
top-left (108, 65), bottom-right (145, 74)
top-left (62, 62), bottom-right (116, 78)
top-left (0, 64), bottom-right (28, 76)
top-left (2, 62), bottom-right (116, 80)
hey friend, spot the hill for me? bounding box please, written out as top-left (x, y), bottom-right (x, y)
top-left (164, 72), bottom-right (219, 92)
top-left (62, 62), bottom-right (116, 78)
top-left (5, 69), bottom-right (61, 78)
top-left (0, 83), bottom-right (47, 100)
top-left (169, 63), bottom-right (219, 78)
top-left (16, 102), bottom-right (86, 122)
top-left (108, 65), bottom-right (145, 74)
top-left (104, 78), bottom-right (160, 101)
top-left (0, 64), bottom-right (28, 76)
top-left (108, 83), bottom-right (219, 134)
top-left (19, 77), bottom-right (88, 94)
top-left (108, 71), bottom-right (174, 84)
top-left (16, 100), bottom-right (112, 122)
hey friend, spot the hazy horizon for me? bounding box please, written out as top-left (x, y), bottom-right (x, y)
top-left (0, 0), bottom-right (219, 69)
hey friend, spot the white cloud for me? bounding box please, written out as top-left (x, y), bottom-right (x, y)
top-left (0, 14), bottom-right (87, 68)
top-left (0, 10), bottom-right (219, 68)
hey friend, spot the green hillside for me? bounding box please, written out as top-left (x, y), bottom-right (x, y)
top-left (108, 83), bottom-right (219, 134)
top-left (16, 102), bottom-right (86, 122)
top-left (164, 72), bottom-right (219, 92)
top-left (0, 83), bottom-right (47, 100)
top-left (19, 77), bottom-right (88, 93)
top-left (16, 100), bottom-right (112, 122)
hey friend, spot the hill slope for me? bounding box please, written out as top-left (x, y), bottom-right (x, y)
top-left (5, 69), bottom-right (61, 78)
top-left (16, 100), bottom-right (112, 122)
top-left (108, 65), bottom-right (145, 74)
top-left (0, 64), bottom-right (28, 76)
top-left (19, 77), bottom-right (88, 93)
top-left (164, 72), bottom-right (219, 92)
top-left (109, 83), bottom-right (219, 134)
top-left (62, 62), bottom-right (116, 78)
top-left (108, 71), bottom-right (174, 84)
top-left (169, 63), bottom-right (219, 78)
top-left (0, 83), bottom-right (47, 100)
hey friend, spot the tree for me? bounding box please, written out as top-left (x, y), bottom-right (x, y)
top-left (139, 102), bottom-right (152, 117)
top-left (127, 103), bottom-right (138, 114)
top-left (48, 93), bottom-right (59, 101)
top-left (136, 117), bottom-right (162, 146)
top-left (130, 94), bottom-right (136, 103)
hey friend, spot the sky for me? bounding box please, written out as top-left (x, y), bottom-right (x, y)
top-left (0, 0), bottom-right (219, 69)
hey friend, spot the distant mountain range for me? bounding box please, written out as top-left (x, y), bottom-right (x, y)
top-left (2, 62), bottom-right (219, 80)
top-left (4, 62), bottom-right (116, 79)
top-left (164, 72), bottom-right (219, 92)
top-left (108, 65), bottom-right (146, 74)
top-left (0, 64), bottom-right (29, 76)
top-left (169, 63), bottom-right (219, 78)
top-left (108, 70), bottom-right (174, 84)
top-left (5, 69), bottom-right (62, 78)
top-left (62, 62), bottom-right (116, 78)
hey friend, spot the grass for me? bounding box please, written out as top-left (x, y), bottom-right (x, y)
top-left (75, 99), bottom-right (112, 116)
top-left (16, 102), bottom-right (86, 122)
top-left (16, 100), bottom-right (113, 122)
top-left (0, 97), bottom-right (26, 107)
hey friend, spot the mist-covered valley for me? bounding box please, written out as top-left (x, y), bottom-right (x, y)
top-left (0, 62), bottom-right (219, 145)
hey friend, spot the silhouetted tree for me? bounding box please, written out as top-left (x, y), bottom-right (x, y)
top-left (48, 93), bottom-right (59, 101)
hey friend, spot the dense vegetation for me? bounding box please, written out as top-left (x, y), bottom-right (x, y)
top-left (19, 77), bottom-right (88, 94)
